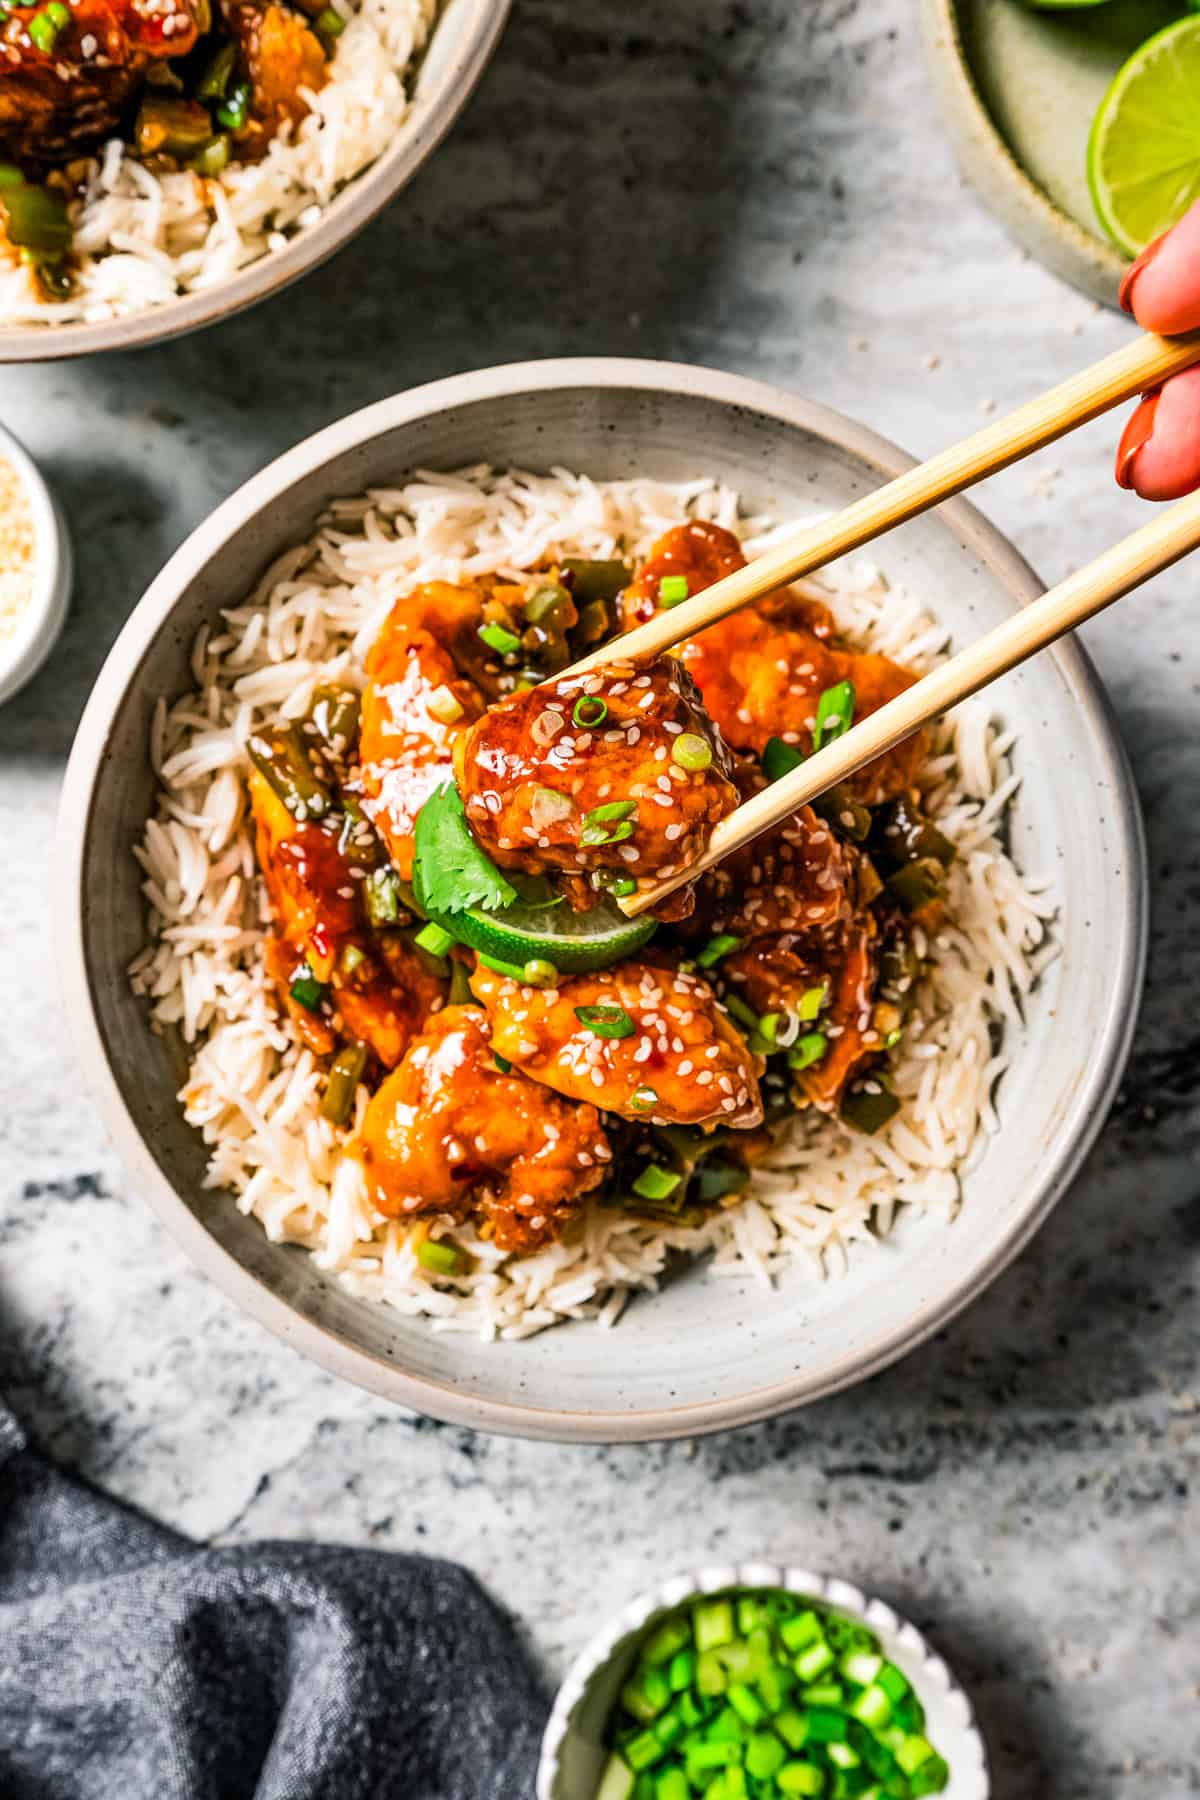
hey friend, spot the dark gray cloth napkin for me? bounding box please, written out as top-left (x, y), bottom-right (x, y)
top-left (0, 1401), bottom-right (547, 1799)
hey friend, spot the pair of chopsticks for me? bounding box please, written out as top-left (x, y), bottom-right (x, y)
top-left (558, 331), bottom-right (1200, 917)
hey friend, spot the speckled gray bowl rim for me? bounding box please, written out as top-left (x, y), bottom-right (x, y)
top-left (0, 0), bottom-right (510, 363)
top-left (537, 1561), bottom-right (990, 1800)
top-left (54, 357), bottom-right (1147, 1441)
top-left (918, 0), bottom-right (1127, 309)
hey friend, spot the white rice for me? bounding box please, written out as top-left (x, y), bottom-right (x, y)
top-left (129, 467), bottom-right (1057, 1340)
top-left (0, 0), bottom-right (436, 325)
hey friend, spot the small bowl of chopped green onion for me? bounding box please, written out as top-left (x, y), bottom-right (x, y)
top-left (537, 1562), bottom-right (987, 1800)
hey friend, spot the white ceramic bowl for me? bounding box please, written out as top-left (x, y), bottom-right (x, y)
top-left (0, 0), bottom-right (510, 362)
top-left (537, 1561), bottom-right (989, 1800)
top-left (0, 422), bottom-right (72, 705)
top-left (55, 357), bottom-right (1146, 1441)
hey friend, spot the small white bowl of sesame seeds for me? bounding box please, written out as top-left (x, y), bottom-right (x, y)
top-left (0, 420), bottom-right (72, 706)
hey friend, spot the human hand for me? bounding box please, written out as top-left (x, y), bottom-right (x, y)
top-left (1116, 201), bottom-right (1200, 500)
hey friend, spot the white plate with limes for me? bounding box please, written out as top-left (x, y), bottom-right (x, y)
top-left (920, 0), bottom-right (1199, 307)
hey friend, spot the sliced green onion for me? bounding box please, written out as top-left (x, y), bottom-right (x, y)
top-left (793, 1639), bottom-right (835, 1683)
top-left (632, 1164), bottom-right (682, 1202)
top-left (724, 993), bottom-right (760, 1032)
top-left (631, 1085), bottom-right (658, 1111)
top-left (215, 81), bottom-right (250, 132)
top-left (697, 933), bottom-right (741, 968)
top-left (493, 1050), bottom-right (512, 1073)
top-left (693, 1601), bottom-right (735, 1652)
top-left (777, 1763), bottom-right (823, 1794)
top-left (745, 1732), bottom-right (786, 1779)
top-left (596, 1753), bottom-right (635, 1800)
top-left (415, 920), bottom-right (454, 956)
top-left (340, 943), bottom-right (366, 975)
top-left (320, 1042), bottom-right (367, 1125)
top-left (574, 1003), bottom-right (635, 1040)
top-left (580, 804), bottom-right (636, 847)
top-left (417, 1237), bottom-right (462, 1276)
top-left (812, 679), bottom-right (855, 750)
top-left (762, 735), bottom-right (803, 782)
top-left (796, 983), bottom-right (827, 1021)
top-left (364, 867), bottom-right (402, 927)
top-left (658, 574), bottom-right (690, 607)
top-left (314, 3), bottom-right (345, 35)
top-left (572, 694), bottom-right (609, 729)
top-left (788, 1032), bottom-right (828, 1072)
top-left (426, 683), bottom-right (464, 725)
top-left (671, 732), bottom-right (712, 772)
top-left (522, 958), bottom-right (558, 988)
top-left (477, 620), bottom-right (522, 657)
top-left (289, 966), bottom-right (324, 1011)
top-left (29, 1), bottom-right (69, 51)
top-left (595, 870), bottom-right (637, 898)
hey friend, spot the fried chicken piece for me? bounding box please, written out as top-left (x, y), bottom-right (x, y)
top-left (249, 766), bottom-right (443, 1067)
top-left (219, 0), bottom-right (326, 155)
top-left (624, 520), bottom-right (924, 806)
top-left (359, 1005), bottom-right (610, 1252)
top-left (0, 0), bottom-right (204, 162)
top-left (471, 958), bottom-right (763, 1130)
top-left (356, 583), bottom-right (486, 880)
top-left (454, 655), bottom-right (738, 891)
top-left (722, 925), bottom-right (879, 1109)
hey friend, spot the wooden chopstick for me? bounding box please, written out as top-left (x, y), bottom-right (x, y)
top-left (563, 330), bottom-right (1200, 679)
top-left (620, 484), bottom-right (1200, 917)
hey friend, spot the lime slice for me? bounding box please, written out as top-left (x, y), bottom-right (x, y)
top-left (428, 891), bottom-right (656, 975)
top-left (1088, 17), bottom-right (1200, 257)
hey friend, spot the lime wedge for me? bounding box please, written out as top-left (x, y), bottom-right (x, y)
top-left (428, 891), bottom-right (656, 975)
top-left (1088, 17), bottom-right (1200, 257)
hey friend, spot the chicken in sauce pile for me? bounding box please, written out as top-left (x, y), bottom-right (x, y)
top-left (0, 0), bottom-right (339, 295)
top-left (244, 522), bottom-right (955, 1272)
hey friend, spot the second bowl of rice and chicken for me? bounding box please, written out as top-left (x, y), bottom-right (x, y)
top-left (56, 359), bottom-right (1145, 1440)
top-left (0, 0), bottom-right (508, 354)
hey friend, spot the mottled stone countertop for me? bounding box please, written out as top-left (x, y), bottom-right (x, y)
top-left (0, 2), bottom-right (1196, 1794)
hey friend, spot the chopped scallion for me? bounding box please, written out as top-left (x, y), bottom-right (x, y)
top-left (477, 620), bottom-right (522, 657)
top-left (631, 1085), bottom-right (658, 1111)
top-left (788, 1032), bottom-right (828, 1072)
top-left (812, 678), bottom-right (855, 750)
top-left (572, 694), bottom-right (609, 729)
top-left (797, 983), bottom-right (827, 1021)
top-left (426, 683), bottom-right (464, 725)
top-left (724, 993), bottom-right (760, 1033)
top-left (671, 732), bottom-right (712, 772)
top-left (658, 574), bottom-right (690, 606)
top-left (314, 3), bottom-right (345, 35)
top-left (414, 920), bottom-right (454, 957)
top-left (697, 933), bottom-right (741, 968)
top-left (417, 1237), bottom-right (462, 1276)
top-left (574, 1002), bottom-right (636, 1040)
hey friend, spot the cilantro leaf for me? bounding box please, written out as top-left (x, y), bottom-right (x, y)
top-left (412, 782), bottom-right (517, 916)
